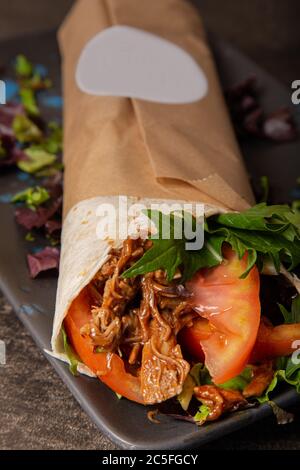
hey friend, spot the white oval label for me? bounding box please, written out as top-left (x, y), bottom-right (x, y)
top-left (76, 26), bottom-right (208, 104)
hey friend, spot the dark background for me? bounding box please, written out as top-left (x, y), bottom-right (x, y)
top-left (0, 0), bottom-right (299, 85)
top-left (0, 0), bottom-right (300, 450)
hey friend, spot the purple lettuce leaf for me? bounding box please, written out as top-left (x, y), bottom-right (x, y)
top-left (27, 246), bottom-right (60, 278)
top-left (0, 103), bottom-right (24, 128)
top-left (15, 196), bottom-right (62, 230)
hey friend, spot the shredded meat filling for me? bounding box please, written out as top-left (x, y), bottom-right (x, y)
top-left (194, 385), bottom-right (247, 422)
top-left (243, 362), bottom-right (274, 398)
top-left (139, 275), bottom-right (190, 403)
top-left (81, 239), bottom-right (147, 351)
top-left (79, 238), bottom-right (278, 407)
top-left (81, 238), bottom-right (194, 403)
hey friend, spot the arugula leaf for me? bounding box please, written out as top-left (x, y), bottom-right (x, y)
top-left (278, 295), bottom-right (300, 324)
top-left (181, 236), bottom-right (223, 282)
top-left (12, 115), bottom-right (42, 143)
top-left (123, 204), bottom-right (300, 282)
top-left (12, 186), bottom-right (50, 210)
top-left (61, 326), bottom-right (79, 376)
top-left (123, 235), bottom-right (223, 282)
top-left (123, 238), bottom-right (181, 281)
top-left (284, 209), bottom-right (300, 232)
top-left (216, 203), bottom-right (295, 233)
top-left (17, 146), bottom-right (56, 174)
top-left (123, 211), bottom-right (221, 281)
top-left (122, 211), bottom-right (214, 280)
top-left (233, 229), bottom-right (298, 270)
top-left (207, 226), bottom-right (258, 278)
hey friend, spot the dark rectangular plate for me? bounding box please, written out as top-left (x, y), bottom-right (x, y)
top-left (0, 30), bottom-right (299, 450)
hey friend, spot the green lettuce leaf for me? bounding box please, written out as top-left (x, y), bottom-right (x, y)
top-left (12, 186), bottom-right (50, 210)
top-left (12, 115), bottom-right (42, 143)
top-left (17, 146), bottom-right (56, 173)
top-left (15, 54), bottom-right (33, 78)
top-left (194, 404), bottom-right (210, 425)
top-left (258, 356), bottom-right (300, 404)
top-left (278, 295), bottom-right (300, 324)
top-left (218, 366), bottom-right (252, 391)
top-left (43, 121), bottom-right (63, 154)
top-left (61, 326), bottom-right (79, 376)
top-left (19, 88), bottom-right (39, 116)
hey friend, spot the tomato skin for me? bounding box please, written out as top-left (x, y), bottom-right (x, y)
top-left (186, 246), bottom-right (261, 384)
top-left (251, 320), bottom-right (300, 362)
top-left (64, 288), bottom-right (144, 404)
top-left (180, 317), bottom-right (300, 365)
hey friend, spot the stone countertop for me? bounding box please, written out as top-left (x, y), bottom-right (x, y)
top-left (1, 0), bottom-right (300, 451)
top-left (0, 293), bottom-right (117, 450)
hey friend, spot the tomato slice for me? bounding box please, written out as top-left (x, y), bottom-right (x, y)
top-left (64, 287), bottom-right (144, 404)
top-left (186, 246), bottom-right (261, 384)
top-left (180, 316), bottom-right (300, 366)
top-left (178, 317), bottom-right (212, 362)
top-left (251, 320), bottom-right (300, 362)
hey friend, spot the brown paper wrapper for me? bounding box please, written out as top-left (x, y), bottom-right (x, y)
top-left (51, 0), bottom-right (254, 363)
top-left (59, 0), bottom-right (254, 216)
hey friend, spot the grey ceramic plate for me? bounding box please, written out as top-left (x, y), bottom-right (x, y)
top-left (0, 31), bottom-right (299, 451)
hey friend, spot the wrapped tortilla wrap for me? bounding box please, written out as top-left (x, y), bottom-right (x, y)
top-left (51, 0), bottom-right (254, 389)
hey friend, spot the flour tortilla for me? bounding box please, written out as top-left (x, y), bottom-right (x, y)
top-left (50, 196), bottom-right (222, 374)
